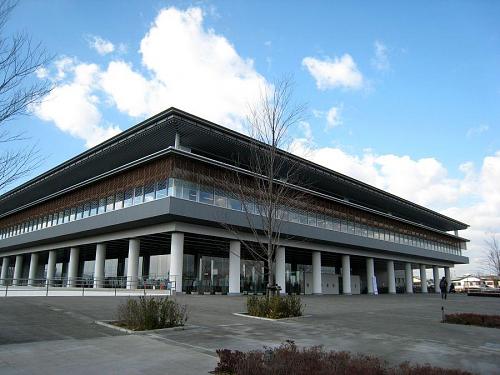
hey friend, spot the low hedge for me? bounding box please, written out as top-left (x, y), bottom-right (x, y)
top-left (247, 295), bottom-right (303, 319)
top-left (213, 341), bottom-right (474, 375)
top-left (116, 296), bottom-right (187, 331)
top-left (444, 313), bottom-right (500, 328)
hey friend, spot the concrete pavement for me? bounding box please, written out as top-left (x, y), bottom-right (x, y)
top-left (0, 294), bottom-right (498, 374)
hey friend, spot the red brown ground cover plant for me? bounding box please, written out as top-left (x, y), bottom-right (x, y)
top-left (444, 313), bottom-right (500, 328)
top-left (212, 341), bottom-right (474, 375)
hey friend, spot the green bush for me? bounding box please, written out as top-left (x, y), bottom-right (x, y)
top-left (444, 313), bottom-right (500, 328)
top-left (247, 295), bottom-right (303, 319)
top-left (117, 296), bottom-right (187, 330)
top-left (214, 340), bottom-right (474, 375)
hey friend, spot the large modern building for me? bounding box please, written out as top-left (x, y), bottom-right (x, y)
top-left (0, 108), bottom-right (469, 295)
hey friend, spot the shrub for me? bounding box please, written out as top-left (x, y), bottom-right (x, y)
top-left (213, 341), bottom-right (474, 375)
top-left (116, 296), bottom-right (187, 330)
top-left (247, 295), bottom-right (303, 319)
top-left (444, 313), bottom-right (500, 328)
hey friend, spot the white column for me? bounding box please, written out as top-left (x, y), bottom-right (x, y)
top-left (405, 262), bottom-right (413, 294)
top-left (433, 266), bottom-right (440, 293)
top-left (170, 232), bottom-right (184, 293)
top-left (94, 243), bottom-right (106, 288)
top-left (387, 260), bottom-right (396, 294)
top-left (275, 246), bottom-right (286, 293)
top-left (229, 240), bottom-right (241, 294)
top-left (445, 267), bottom-right (451, 291)
top-left (342, 255), bottom-right (351, 295)
top-left (1, 257), bottom-right (9, 285)
top-left (67, 247), bottom-right (80, 287)
top-left (13, 255), bottom-right (23, 286)
top-left (366, 257), bottom-right (375, 295)
top-left (127, 239), bottom-right (140, 290)
top-left (28, 253), bottom-right (39, 286)
top-left (420, 264), bottom-right (428, 293)
top-left (46, 250), bottom-right (57, 286)
top-left (312, 251), bottom-right (322, 295)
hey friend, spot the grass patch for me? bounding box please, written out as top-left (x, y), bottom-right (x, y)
top-left (444, 313), bottom-right (500, 328)
top-left (116, 296), bottom-right (187, 331)
top-left (213, 340), bottom-right (474, 375)
top-left (247, 295), bottom-right (303, 319)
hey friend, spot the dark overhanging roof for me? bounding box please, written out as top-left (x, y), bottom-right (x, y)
top-left (0, 107), bottom-right (469, 232)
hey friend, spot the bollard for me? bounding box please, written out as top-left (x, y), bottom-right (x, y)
top-left (441, 306), bottom-right (445, 323)
top-left (5, 282), bottom-right (8, 297)
top-left (46, 281), bottom-right (49, 297)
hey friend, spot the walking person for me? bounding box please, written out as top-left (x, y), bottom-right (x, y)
top-left (439, 276), bottom-right (448, 300)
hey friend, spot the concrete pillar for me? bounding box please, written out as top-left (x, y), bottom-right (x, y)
top-left (387, 260), bottom-right (396, 294)
top-left (420, 264), bottom-right (428, 293)
top-left (405, 262), bottom-right (413, 294)
top-left (275, 246), bottom-right (286, 293)
top-left (67, 247), bottom-right (79, 287)
top-left (1, 257), bottom-right (9, 285)
top-left (342, 255), bottom-right (352, 295)
top-left (28, 252), bottom-right (39, 286)
top-left (13, 255), bottom-right (23, 286)
top-left (366, 257), bottom-right (375, 295)
top-left (94, 243), bottom-right (106, 288)
top-left (229, 240), bottom-right (241, 294)
top-left (445, 267), bottom-right (451, 291)
top-left (433, 266), bottom-right (440, 293)
top-left (46, 250), bottom-right (57, 287)
top-left (312, 251), bottom-right (322, 295)
top-left (170, 232), bottom-right (184, 293)
top-left (127, 239), bottom-right (140, 289)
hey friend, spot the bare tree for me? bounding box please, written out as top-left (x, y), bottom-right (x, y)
top-left (483, 234), bottom-right (500, 276)
top-left (222, 77), bottom-right (307, 296)
top-left (0, 0), bottom-right (52, 192)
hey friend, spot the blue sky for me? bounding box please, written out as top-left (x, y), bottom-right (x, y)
top-left (5, 1), bottom-right (500, 274)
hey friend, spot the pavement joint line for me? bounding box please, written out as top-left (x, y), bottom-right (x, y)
top-left (146, 332), bottom-right (218, 358)
top-left (232, 312), bottom-right (313, 322)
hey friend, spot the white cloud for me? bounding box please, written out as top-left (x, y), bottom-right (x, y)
top-left (290, 133), bottom-right (500, 276)
top-left (88, 35), bottom-right (115, 55)
top-left (302, 54), bottom-right (364, 90)
top-left (326, 106), bottom-right (342, 129)
top-left (34, 58), bottom-right (120, 148)
top-left (466, 124), bottom-right (489, 137)
top-left (371, 40), bottom-right (390, 71)
top-left (100, 7), bottom-right (268, 132)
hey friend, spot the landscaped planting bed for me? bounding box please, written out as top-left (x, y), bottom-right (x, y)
top-left (246, 295), bottom-right (303, 319)
top-left (213, 341), bottom-right (474, 375)
top-left (115, 296), bottom-right (187, 331)
top-left (444, 313), bottom-right (500, 328)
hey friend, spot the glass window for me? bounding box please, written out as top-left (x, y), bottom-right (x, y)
top-left (83, 202), bottom-right (91, 218)
top-left (134, 186), bottom-right (144, 205)
top-left (90, 200), bottom-right (98, 216)
top-left (308, 213), bottom-right (317, 226)
top-left (182, 181), bottom-right (197, 201)
top-left (62, 209), bottom-right (70, 223)
top-left (214, 189), bottom-right (227, 208)
top-left (317, 214), bottom-right (326, 228)
top-left (55, 211), bottom-right (62, 225)
top-left (98, 197), bottom-right (106, 214)
top-left (156, 180), bottom-right (167, 199)
top-left (199, 185), bottom-right (214, 205)
top-left (168, 178), bottom-right (178, 197)
top-left (228, 197), bottom-right (242, 211)
top-left (106, 195), bottom-right (115, 211)
top-left (124, 189), bottom-right (133, 207)
top-left (332, 217), bottom-right (340, 231)
top-left (114, 192), bottom-right (124, 209)
top-left (144, 183), bottom-right (155, 202)
top-left (76, 205), bottom-right (83, 220)
top-left (70, 207), bottom-right (76, 222)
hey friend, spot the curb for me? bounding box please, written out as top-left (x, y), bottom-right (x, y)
top-left (94, 320), bottom-right (194, 334)
top-left (232, 312), bottom-right (311, 322)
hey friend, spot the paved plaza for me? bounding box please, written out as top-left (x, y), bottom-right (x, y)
top-left (0, 294), bottom-right (499, 374)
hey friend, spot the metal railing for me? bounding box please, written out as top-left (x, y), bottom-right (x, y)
top-left (0, 276), bottom-right (177, 297)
